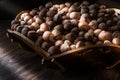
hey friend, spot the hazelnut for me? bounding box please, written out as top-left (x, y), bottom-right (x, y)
top-left (46, 21), bottom-right (55, 28)
top-left (69, 12), bottom-right (80, 19)
top-left (64, 40), bottom-right (71, 45)
top-left (11, 24), bottom-right (19, 30)
top-left (70, 44), bottom-right (76, 49)
top-left (53, 14), bottom-right (62, 23)
top-left (15, 26), bottom-right (23, 33)
top-left (71, 27), bottom-right (79, 35)
top-left (35, 17), bottom-right (43, 24)
top-left (94, 29), bottom-right (102, 36)
top-left (52, 29), bottom-right (62, 40)
top-left (54, 25), bottom-right (64, 32)
top-left (98, 23), bottom-right (107, 30)
top-left (63, 22), bottom-right (73, 31)
top-left (11, 20), bottom-right (20, 25)
top-left (40, 23), bottom-right (50, 32)
top-left (29, 9), bottom-right (37, 16)
top-left (59, 7), bottom-right (68, 15)
top-left (88, 20), bottom-right (98, 29)
top-left (45, 2), bottom-right (53, 8)
top-left (31, 22), bottom-right (39, 30)
top-left (60, 43), bottom-right (70, 52)
top-left (76, 41), bottom-right (85, 48)
top-left (27, 30), bottom-right (38, 42)
top-left (41, 41), bottom-right (51, 50)
top-left (79, 31), bottom-right (85, 37)
top-left (65, 2), bottom-right (72, 8)
top-left (112, 38), bottom-right (120, 45)
top-left (98, 31), bottom-right (112, 41)
top-left (23, 15), bottom-right (31, 22)
top-left (55, 40), bottom-right (63, 47)
top-left (49, 34), bottom-right (55, 42)
top-left (112, 31), bottom-right (120, 38)
top-left (59, 4), bottom-right (66, 10)
top-left (36, 29), bottom-right (44, 35)
top-left (46, 10), bottom-right (56, 17)
top-left (48, 46), bottom-right (60, 55)
top-left (70, 19), bottom-right (78, 26)
top-left (42, 31), bottom-right (51, 41)
top-left (104, 40), bottom-right (111, 44)
top-left (84, 32), bottom-right (93, 41)
top-left (68, 5), bottom-right (76, 13)
top-left (20, 13), bottom-right (29, 20)
top-left (21, 27), bottom-right (29, 36)
top-left (27, 19), bottom-right (34, 25)
top-left (65, 32), bottom-right (76, 42)
top-left (78, 22), bottom-right (89, 31)
top-left (20, 21), bottom-right (27, 25)
top-left (81, 8), bottom-right (89, 14)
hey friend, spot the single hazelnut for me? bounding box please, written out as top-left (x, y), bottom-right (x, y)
top-left (76, 41), bottom-right (85, 48)
top-left (21, 27), bottom-right (29, 36)
top-left (98, 23), bottom-right (107, 30)
top-left (88, 20), bottom-right (98, 29)
top-left (69, 12), bottom-right (80, 19)
top-left (71, 27), bottom-right (79, 35)
top-left (70, 19), bottom-right (78, 26)
top-left (46, 21), bottom-right (55, 28)
top-left (48, 46), bottom-right (60, 55)
top-left (41, 41), bottom-right (51, 51)
top-left (35, 17), bottom-right (43, 24)
top-left (31, 22), bottom-right (39, 30)
top-left (64, 40), bottom-right (71, 45)
top-left (11, 24), bottom-right (19, 30)
top-left (112, 38), bottom-right (120, 45)
top-left (11, 20), bottom-right (20, 25)
top-left (55, 40), bottom-right (63, 47)
top-left (15, 26), bottom-right (23, 33)
top-left (59, 7), bottom-right (68, 15)
top-left (46, 10), bottom-right (56, 17)
top-left (27, 19), bottom-right (34, 25)
top-left (78, 22), bottom-right (89, 31)
top-left (70, 44), bottom-right (76, 49)
top-left (20, 13), bottom-right (29, 20)
top-left (112, 31), bottom-right (120, 38)
top-left (29, 9), bottom-right (37, 16)
top-left (63, 22), bottom-right (73, 31)
top-left (20, 21), bottom-right (27, 25)
top-left (60, 43), bottom-right (70, 52)
top-left (104, 40), bottom-right (111, 44)
top-left (39, 23), bottom-right (50, 32)
top-left (65, 32), bottom-right (76, 42)
top-left (52, 29), bottom-right (62, 40)
top-left (42, 31), bottom-right (51, 41)
top-left (36, 29), bottom-right (44, 35)
top-left (27, 30), bottom-right (38, 42)
top-left (98, 31), bottom-right (112, 41)
top-left (45, 2), bottom-right (53, 8)
top-left (53, 14), bottom-right (62, 23)
top-left (79, 31), bottom-right (85, 37)
top-left (94, 29), bottom-right (102, 36)
top-left (23, 15), bottom-right (31, 22)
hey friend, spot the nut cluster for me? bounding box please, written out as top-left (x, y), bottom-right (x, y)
top-left (11, 1), bottom-right (120, 55)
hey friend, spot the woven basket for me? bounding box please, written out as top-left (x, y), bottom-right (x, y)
top-left (7, 8), bottom-right (120, 71)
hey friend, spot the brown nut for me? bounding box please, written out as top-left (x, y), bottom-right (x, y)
top-left (98, 23), bottom-right (107, 30)
top-left (69, 12), bottom-right (80, 19)
top-left (63, 21), bottom-right (73, 31)
top-left (88, 20), bottom-right (98, 29)
top-left (78, 22), bottom-right (89, 31)
top-left (55, 40), bottom-right (63, 47)
top-left (70, 44), bottom-right (76, 49)
top-left (31, 22), bottom-right (39, 30)
top-left (112, 38), bottom-right (120, 45)
top-left (76, 41), bottom-right (85, 48)
top-left (70, 19), bottom-right (78, 26)
top-left (103, 40), bottom-right (111, 44)
top-left (27, 19), bottom-right (34, 25)
top-left (94, 29), bottom-right (102, 36)
top-left (65, 32), bottom-right (76, 42)
top-left (15, 26), bottom-right (23, 33)
top-left (98, 31), bottom-right (112, 41)
top-left (52, 29), bottom-right (62, 40)
top-left (20, 13), bottom-right (29, 20)
top-left (48, 46), bottom-right (60, 55)
top-left (45, 2), bottom-right (53, 8)
top-left (54, 24), bottom-right (64, 32)
top-left (27, 30), bottom-right (38, 42)
top-left (60, 43), bottom-right (70, 52)
top-left (40, 23), bottom-right (50, 32)
top-left (64, 40), bottom-right (71, 45)
top-left (41, 41), bottom-right (51, 51)
top-left (42, 31), bottom-right (51, 41)
top-left (21, 27), bottom-right (29, 36)
top-left (71, 27), bottom-right (79, 35)
top-left (53, 14), bottom-right (62, 23)
top-left (23, 15), bottom-right (31, 22)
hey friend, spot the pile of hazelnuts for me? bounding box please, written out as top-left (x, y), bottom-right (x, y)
top-left (11, 1), bottom-right (120, 55)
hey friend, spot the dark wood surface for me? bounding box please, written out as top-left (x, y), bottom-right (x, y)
top-left (1, 21), bottom-right (120, 80)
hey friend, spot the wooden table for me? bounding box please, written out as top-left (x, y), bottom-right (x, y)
top-left (0, 20), bottom-right (120, 80)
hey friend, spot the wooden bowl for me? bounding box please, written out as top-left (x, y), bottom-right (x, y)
top-left (7, 8), bottom-right (120, 71)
